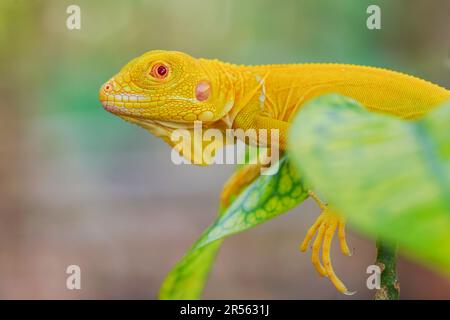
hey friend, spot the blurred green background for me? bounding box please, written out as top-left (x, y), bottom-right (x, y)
top-left (0, 0), bottom-right (449, 299)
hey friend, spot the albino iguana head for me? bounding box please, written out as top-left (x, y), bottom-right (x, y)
top-left (99, 50), bottom-right (236, 164)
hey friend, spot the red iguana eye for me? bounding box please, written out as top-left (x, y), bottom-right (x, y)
top-left (150, 63), bottom-right (169, 79)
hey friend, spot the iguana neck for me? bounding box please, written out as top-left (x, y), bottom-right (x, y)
top-left (198, 59), bottom-right (271, 129)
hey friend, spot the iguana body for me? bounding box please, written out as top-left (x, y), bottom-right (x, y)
top-left (99, 50), bottom-right (450, 294)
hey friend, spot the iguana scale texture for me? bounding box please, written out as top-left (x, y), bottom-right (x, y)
top-left (99, 50), bottom-right (450, 294)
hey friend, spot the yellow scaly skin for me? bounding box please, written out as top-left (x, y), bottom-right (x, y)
top-left (99, 50), bottom-right (450, 294)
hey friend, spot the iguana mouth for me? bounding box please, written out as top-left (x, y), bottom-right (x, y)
top-left (100, 99), bottom-right (160, 118)
top-left (99, 87), bottom-right (162, 117)
top-left (101, 101), bottom-right (137, 116)
top-left (119, 115), bottom-right (197, 132)
top-left (100, 98), bottom-right (194, 126)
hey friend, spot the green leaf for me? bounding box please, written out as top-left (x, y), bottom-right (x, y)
top-left (158, 238), bottom-right (223, 300)
top-left (288, 94), bottom-right (450, 274)
top-left (158, 156), bottom-right (309, 299)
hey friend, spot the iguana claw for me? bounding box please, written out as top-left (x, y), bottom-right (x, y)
top-left (300, 193), bottom-right (353, 294)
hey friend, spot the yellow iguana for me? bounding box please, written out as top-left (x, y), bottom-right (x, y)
top-left (99, 50), bottom-right (450, 294)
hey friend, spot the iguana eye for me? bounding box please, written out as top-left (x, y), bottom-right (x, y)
top-left (150, 63), bottom-right (169, 79)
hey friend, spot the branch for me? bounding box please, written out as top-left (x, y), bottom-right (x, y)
top-left (374, 239), bottom-right (400, 300)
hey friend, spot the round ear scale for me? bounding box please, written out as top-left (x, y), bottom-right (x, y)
top-left (195, 80), bottom-right (211, 101)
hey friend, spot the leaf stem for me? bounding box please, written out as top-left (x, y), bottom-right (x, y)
top-left (374, 239), bottom-right (400, 300)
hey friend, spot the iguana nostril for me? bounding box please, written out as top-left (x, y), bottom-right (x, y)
top-left (103, 82), bottom-right (114, 92)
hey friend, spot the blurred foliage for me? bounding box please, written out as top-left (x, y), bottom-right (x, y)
top-left (159, 157), bottom-right (308, 299)
top-left (289, 94), bottom-right (450, 275)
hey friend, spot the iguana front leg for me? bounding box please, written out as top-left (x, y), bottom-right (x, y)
top-left (301, 191), bottom-right (354, 295)
top-left (234, 102), bottom-right (354, 294)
